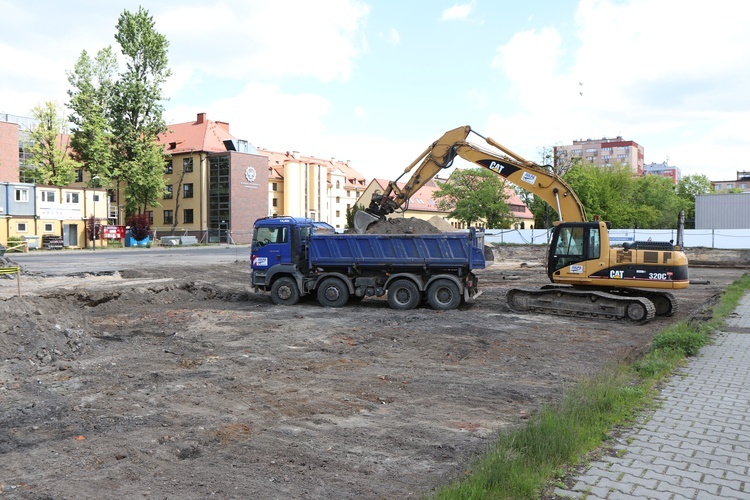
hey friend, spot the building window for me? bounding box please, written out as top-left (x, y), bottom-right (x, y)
top-left (183, 157), bottom-right (193, 173)
top-left (164, 210), bottom-right (174, 225)
top-left (272, 198), bottom-right (278, 207)
top-left (336, 196), bottom-right (340, 203)
top-left (41, 190), bottom-right (55, 202)
top-left (164, 160), bottom-right (173, 174)
top-left (145, 211), bottom-right (154, 225)
top-left (15, 188), bottom-right (29, 202)
top-left (65, 192), bottom-right (80, 204)
top-left (75, 170), bottom-right (83, 182)
top-left (347, 190), bottom-right (351, 197)
top-left (572, 149), bottom-right (582, 156)
top-left (164, 185), bottom-right (173, 199)
top-left (336, 180), bottom-right (340, 189)
top-left (183, 183), bottom-right (194, 198)
top-left (16, 222), bottom-right (27, 232)
top-left (272, 182), bottom-right (278, 191)
top-left (43, 223), bottom-right (54, 232)
top-left (336, 210), bottom-right (340, 217)
top-left (183, 209), bottom-right (194, 224)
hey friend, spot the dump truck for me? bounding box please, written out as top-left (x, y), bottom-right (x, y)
top-left (250, 216), bottom-right (485, 309)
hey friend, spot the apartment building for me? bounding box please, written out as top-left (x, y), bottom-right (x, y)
top-left (554, 136), bottom-right (645, 174)
top-left (712, 171), bottom-right (750, 193)
top-left (262, 149), bottom-right (367, 230)
top-left (1, 115), bottom-right (107, 248)
top-left (644, 161), bottom-right (681, 185)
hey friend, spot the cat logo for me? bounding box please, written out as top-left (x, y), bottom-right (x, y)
top-left (609, 270), bottom-right (624, 279)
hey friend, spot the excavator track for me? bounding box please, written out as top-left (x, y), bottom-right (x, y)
top-left (506, 287), bottom-right (657, 324)
top-left (539, 286), bottom-right (678, 317)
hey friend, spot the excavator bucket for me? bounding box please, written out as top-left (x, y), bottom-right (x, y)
top-left (353, 210), bottom-right (382, 234)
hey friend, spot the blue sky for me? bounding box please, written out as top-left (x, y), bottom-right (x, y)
top-left (1, 0), bottom-right (748, 183)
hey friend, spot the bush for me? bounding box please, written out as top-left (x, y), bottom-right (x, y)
top-left (127, 213), bottom-right (151, 241)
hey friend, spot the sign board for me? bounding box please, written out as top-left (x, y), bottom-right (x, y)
top-left (103, 225), bottom-right (126, 239)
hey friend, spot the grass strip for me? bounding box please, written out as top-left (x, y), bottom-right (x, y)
top-left (434, 273), bottom-right (750, 499)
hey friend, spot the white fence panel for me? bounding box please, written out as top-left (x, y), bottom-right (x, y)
top-left (484, 228), bottom-right (750, 249)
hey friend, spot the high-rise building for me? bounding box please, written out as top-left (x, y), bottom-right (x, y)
top-left (554, 136), bottom-right (644, 174)
top-left (644, 161), bottom-right (681, 185)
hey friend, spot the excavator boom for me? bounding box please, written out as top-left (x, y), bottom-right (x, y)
top-left (355, 125), bottom-right (586, 233)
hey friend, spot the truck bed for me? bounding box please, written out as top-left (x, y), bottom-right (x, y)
top-left (308, 231), bottom-right (486, 270)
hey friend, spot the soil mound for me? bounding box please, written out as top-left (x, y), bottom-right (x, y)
top-left (360, 217), bottom-right (442, 235)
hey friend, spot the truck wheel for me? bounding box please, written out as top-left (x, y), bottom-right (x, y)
top-left (317, 278), bottom-right (349, 307)
top-left (427, 279), bottom-right (461, 310)
top-left (387, 279), bottom-right (420, 310)
top-left (271, 277), bottom-right (300, 306)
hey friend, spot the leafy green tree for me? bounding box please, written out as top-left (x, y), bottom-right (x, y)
top-left (434, 168), bottom-right (512, 228)
top-left (66, 7), bottom-right (171, 216)
top-left (676, 174), bottom-right (712, 228)
top-left (67, 47), bottom-right (117, 186)
top-left (25, 102), bottom-right (81, 185)
top-left (109, 7), bottom-right (171, 215)
top-left (629, 174), bottom-right (685, 228)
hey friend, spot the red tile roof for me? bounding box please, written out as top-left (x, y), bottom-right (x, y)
top-left (157, 113), bottom-right (235, 153)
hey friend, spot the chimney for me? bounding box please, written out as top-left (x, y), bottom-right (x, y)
top-left (196, 113), bottom-right (206, 124)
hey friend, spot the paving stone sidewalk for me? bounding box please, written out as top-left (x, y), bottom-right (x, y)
top-left (554, 292), bottom-right (750, 499)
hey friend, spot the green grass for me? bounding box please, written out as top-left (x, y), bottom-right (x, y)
top-left (433, 273), bottom-right (750, 499)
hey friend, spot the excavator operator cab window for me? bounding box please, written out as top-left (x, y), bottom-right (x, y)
top-left (558, 227), bottom-right (585, 256)
top-left (552, 226), bottom-right (586, 271)
top-left (588, 229), bottom-right (600, 260)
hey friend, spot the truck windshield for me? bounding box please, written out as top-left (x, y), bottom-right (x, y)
top-left (253, 226), bottom-right (288, 246)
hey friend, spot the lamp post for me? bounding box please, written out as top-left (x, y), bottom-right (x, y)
top-left (92, 175), bottom-right (100, 251)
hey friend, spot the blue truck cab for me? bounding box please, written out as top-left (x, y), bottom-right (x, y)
top-left (251, 216), bottom-right (485, 310)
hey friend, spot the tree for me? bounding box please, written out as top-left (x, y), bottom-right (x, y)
top-left (66, 7), bottom-right (171, 216)
top-left (110, 7), bottom-right (171, 215)
top-left (67, 47), bottom-right (117, 186)
top-left (677, 174), bottom-right (712, 227)
top-left (25, 102), bottom-right (80, 185)
top-left (433, 168), bottom-right (512, 228)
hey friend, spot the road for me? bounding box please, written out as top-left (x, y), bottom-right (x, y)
top-left (8, 244), bottom-right (251, 275)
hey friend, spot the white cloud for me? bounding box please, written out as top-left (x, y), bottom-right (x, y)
top-left (158, 0), bottom-right (370, 87)
top-left (486, 0), bottom-right (750, 178)
top-left (379, 28), bottom-right (401, 46)
top-left (440, 1), bottom-right (475, 21)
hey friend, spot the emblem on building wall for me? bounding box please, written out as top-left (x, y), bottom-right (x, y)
top-left (244, 167), bottom-right (257, 182)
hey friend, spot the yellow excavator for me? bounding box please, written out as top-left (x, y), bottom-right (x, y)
top-left (354, 125), bottom-right (689, 323)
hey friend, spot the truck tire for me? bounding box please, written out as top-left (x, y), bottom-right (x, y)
top-left (271, 277), bottom-right (300, 306)
top-left (387, 279), bottom-right (420, 310)
top-left (317, 277), bottom-right (349, 307)
top-left (427, 279), bottom-right (461, 310)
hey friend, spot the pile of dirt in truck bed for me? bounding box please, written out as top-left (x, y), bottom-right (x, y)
top-left (361, 217), bottom-right (442, 234)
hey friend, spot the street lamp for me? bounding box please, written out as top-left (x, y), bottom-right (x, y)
top-left (92, 175), bottom-right (100, 251)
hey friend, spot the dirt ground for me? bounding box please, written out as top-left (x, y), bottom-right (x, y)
top-left (0, 240), bottom-right (746, 499)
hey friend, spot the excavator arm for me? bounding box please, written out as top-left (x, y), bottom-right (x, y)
top-left (354, 125), bottom-right (586, 233)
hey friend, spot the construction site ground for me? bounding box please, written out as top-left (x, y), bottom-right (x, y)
top-left (0, 239), bottom-right (746, 498)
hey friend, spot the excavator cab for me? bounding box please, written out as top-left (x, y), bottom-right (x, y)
top-left (547, 222), bottom-right (603, 280)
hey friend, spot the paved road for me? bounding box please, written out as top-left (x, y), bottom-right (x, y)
top-left (554, 292), bottom-right (750, 499)
top-left (7, 245), bottom-right (251, 276)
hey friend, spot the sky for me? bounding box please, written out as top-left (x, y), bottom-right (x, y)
top-left (1, 0), bottom-right (748, 183)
